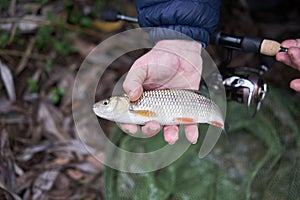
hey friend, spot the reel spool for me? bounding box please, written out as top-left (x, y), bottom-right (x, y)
top-left (223, 66), bottom-right (268, 116)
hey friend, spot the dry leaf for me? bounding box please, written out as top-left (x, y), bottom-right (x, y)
top-left (0, 187), bottom-right (14, 200)
top-left (0, 129), bottom-right (22, 200)
top-left (66, 169), bottom-right (84, 180)
top-left (86, 152), bottom-right (104, 171)
top-left (17, 15), bottom-right (43, 33)
top-left (68, 163), bottom-right (99, 174)
top-left (32, 170), bottom-right (59, 200)
top-left (0, 15), bottom-right (43, 33)
top-left (0, 98), bottom-right (14, 114)
top-left (17, 141), bottom-right (53, 161)
top-left (53, 157), bottom-right (70, 165)
top-left (0, 186), bottom-right (22, 200)
top-left (0, 129), bottom-right (17, 190)
top-left (38, 102), bottom-right (69, 141)
top-left (14, 171), bottom-right (35, 194)
top-left (0, 60), bottom-right (16, 101)
top-left (18, 139), bottom-right (94, 162)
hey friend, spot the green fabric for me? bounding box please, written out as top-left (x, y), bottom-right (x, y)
top-left (103, 86), bottom-right (300, 200)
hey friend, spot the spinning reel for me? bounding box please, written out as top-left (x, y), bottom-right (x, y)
top-left (222, 66), bottom-right (268, 116)
top-left (211, 32), bottom-right (270, 116)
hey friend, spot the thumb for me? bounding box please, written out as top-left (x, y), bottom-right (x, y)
top-left (123, 65), bottom-right (146, 101)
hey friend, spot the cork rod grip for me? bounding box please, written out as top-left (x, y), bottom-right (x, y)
top-left (260, 39), bottom-right (281, 56)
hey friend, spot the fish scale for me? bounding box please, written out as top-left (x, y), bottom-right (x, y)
top-left (93, 89), bottom-right (225, 129)
top-left (133, 90), bottom-right (212, 116)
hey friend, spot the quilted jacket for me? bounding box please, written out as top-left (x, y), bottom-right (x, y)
top-left (136, 0), bottom-right (221, 46)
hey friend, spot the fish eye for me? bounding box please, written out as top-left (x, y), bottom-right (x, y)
top-left (102, 99), bottom-right (110, 106)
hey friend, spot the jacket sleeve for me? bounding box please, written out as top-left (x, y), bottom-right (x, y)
top-left (135, 0), bottom-right (221, 46)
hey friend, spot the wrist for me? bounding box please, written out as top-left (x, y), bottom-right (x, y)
top-left (154, 39), bottom-right (203, 53)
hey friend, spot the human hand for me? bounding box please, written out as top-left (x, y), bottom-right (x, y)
top-left (276, 39), bottom-right (300, 92)
top-left (121, 39), bottom-right (203, 144)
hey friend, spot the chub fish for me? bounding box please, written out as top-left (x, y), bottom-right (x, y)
top-left (93, 89), bottom-right (225, 130)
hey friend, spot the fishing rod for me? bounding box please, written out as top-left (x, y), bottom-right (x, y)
top-left (99, 8), bottom-right (287, 115)
top-left (100, 8), bottom-right (138, 23)
top-left (210, 31), bottom-right (288, 56)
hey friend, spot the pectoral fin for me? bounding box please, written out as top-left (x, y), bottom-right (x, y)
top-left (132, 110), bottom-right (157, 118)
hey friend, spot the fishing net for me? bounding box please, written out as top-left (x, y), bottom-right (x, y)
top-left (103, 86), bottom-right (300, 200)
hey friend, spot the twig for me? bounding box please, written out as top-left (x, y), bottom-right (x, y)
top-left (0, 17), bottom-right (50, 25)
top-left (0, 116), bottom-right (28, 125)
top-left (8, 25), bottom-right (17, 45)
top-left (8, 0), bottom-right (16, 16)
top-left (0, 17), bottom-right (104, 39)
top-left (0, 49), bottom-right (51, 60)
top-left (8, 0), bottom-right (17, 44)
top-left (15, 37), bottom-right (36, 75)
top-left (0, 51), bottom-right (14, 64)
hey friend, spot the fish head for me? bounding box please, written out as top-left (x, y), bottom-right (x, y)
top-left (93, 95), bottom-right (130, 120)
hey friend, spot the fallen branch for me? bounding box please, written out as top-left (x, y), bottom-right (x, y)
top-left (0, 17), bottom-right (104, 39)
top-left (0, 49), bottom-right (51, 60)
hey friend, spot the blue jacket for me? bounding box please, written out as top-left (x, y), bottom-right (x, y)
top-left (136, 0), bottom-right (221, 46)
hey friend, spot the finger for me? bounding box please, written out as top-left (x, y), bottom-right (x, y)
top-left (277, 39), bottom-right (300, 68)
top-left (141, 121), bottom-right (161, 137)
top-left (290, 79), bottom-right (300, 92)
top-left (123, 62), bottom-right (147, 101)
top-left (119, 123), bottom-right (138, 134)
top-left (163, 125), bottom-right (179, 145)
top-left (281, 39), bottom-right (300, 48)
top-left (289, 47), bottom-right (300, 70)
top-left (276, 52), bottom-right (292, 65)
top-left (184, 124), bottom-right (199, 144)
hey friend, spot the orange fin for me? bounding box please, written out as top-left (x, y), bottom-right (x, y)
top-left (175, 117), bottom-right (196, 123)
top-left (209, 121), bottom-right (224, 128)
top-left (133, 110), bottom-right (157, 117)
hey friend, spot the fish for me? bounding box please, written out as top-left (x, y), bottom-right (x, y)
top-left (93, 89), bottom-right (225, 130)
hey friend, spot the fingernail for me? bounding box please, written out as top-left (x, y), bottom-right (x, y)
top-left (166, 134), bottom-right (178, 145)
top-left (129, 90), bottom-right (136, 98)
top-left (129, 87), bottom-right (143, 101)
top-left (121, 124), bottom-right (138, 134)
top-left (142, 126), bottom-right (159, 137)
top-left (191, 140), bottom-right (197, 144)
top-left (168, 141), bottom-right (176, 145)
top-left (164, 128), bottom-right (179, 145)
top-left (186, 132), bottom-right (198, 144)
top-left (125, 128), bottom-right (137, 134)
top-left (184, 125), bottom-right (199, 144)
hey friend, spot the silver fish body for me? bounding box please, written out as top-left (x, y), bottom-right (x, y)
top-left (93, 89), bottom-right (225, 129)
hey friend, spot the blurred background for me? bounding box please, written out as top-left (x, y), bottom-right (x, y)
top-left (0, 0), bottom-right (299, 199)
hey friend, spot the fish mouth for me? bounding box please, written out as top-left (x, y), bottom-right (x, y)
top-left (92, 103), bottom-right (100, 114)
top-left (92, 105), bottom-right (97, 112)
top-left (93, 102), bottom-right (101, 109)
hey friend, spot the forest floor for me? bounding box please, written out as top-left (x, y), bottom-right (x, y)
top-left (0, 0), bottom-right (300, 199)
